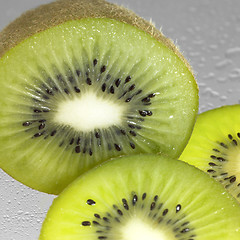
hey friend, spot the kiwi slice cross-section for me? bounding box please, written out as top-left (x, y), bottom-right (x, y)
top-left (0, 0), bottom-right (198, 194)
top-left (39, 154), bottom-right (240, 239)
top-left (180, 104), bottom-right (240, 203)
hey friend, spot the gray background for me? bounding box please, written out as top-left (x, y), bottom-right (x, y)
top-left (0, 0), bottom-right (240, 239)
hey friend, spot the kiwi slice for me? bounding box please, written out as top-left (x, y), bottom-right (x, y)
top-left (180, 104), bottom-right (240, 203)
top-left (39, 154), bottom-right (240, 239)
top-left (0, 0), bottom-right (198, 194)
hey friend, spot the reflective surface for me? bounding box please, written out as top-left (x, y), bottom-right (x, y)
top-left (0, 0), bottom-right (240, 239)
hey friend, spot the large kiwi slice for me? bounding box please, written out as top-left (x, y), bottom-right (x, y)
top-left (180, 105), bottom-right (240, 203)
top-left (0, 0), bottom-right (198, 194)
top-left (39, 154), bottom-right (240, 239)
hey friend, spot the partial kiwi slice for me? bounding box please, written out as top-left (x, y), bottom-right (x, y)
top-left (180, 105), bottom-right (240, 203)
top-left (39, 154), bottom-right (240, 239)
top-left (0, 0), bottom-right (198, 194)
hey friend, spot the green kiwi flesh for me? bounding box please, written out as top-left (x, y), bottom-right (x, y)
top-left (0, 0), bottom-right (198, 194)
top-left (180, 105), bottom-right (240, 203)
top-left (39, 154), bottom-right (240, 240)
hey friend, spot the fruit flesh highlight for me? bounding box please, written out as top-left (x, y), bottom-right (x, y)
top-left (39, 154), bottom-right (240, 240)
top-left (0, 18), bottom-right (198, 194)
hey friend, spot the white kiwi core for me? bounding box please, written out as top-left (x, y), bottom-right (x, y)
top-left (54, 92), bottom-right (125, 132)
top-left (121, 218), bottom-right (175, 240)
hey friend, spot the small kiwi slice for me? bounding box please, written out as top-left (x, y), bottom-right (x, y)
top-left (180, 104), bottom-right (240, 203)
top-left (0, 0), bottom-right (198, 194)
top-left (39, 154), bottom-right (240, 239)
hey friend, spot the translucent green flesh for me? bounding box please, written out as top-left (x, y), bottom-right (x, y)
top-left (0, 18), bottom-right (198, 194)
top-left (180, 105), bottom-right (240, 202)
top-left (39, 154), bottom-right (240, 240)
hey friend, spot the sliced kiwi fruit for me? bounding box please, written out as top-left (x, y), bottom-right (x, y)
top-left (180, 104), bottom-right (240, 203)
top-left (0, 0), bottom-right (198, 194)
top-left (39, 154), bottom-right (240, 239)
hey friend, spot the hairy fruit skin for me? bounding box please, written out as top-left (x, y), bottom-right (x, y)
top-left (0, 0), bottom-right (193, 74)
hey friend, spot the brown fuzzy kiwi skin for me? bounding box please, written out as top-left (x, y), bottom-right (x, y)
top-left (0, 0), bottom-right (194, 76)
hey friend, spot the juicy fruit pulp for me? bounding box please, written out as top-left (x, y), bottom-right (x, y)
top-left (0, 16), bottom-right (198, 194)
top-left (180, 105), bottom-right (240, 203)
top-left (39, 154), bottom-right (240, 240)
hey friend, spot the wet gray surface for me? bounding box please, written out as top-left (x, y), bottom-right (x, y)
top-left (0, 0), bottom-right (240, 239)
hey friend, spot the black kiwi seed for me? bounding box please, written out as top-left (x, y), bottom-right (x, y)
top-left (93, 221), bottom-right (100, 225)
top-left (103, 217), bottom-right (109, 222)
top-left (142, 97), bottom-right (151, 103)
top-left (64, 88), bottom-right (69, 94)
top-left (228, 134), bottom-right (233, 140)
top-left (110, 86), bottom-right (115, 94)
top-left (162, 209), bottom-right (169, 216)
top-left (217, 157), bottom-right (226, 162)
top-left (75, 146), bottom-right (81, 153)
top-left (148, 93), bottom-right (156, 98)
top-left (102, 83), bottom-right (106, 92)
top-left (93, 59), bottom-right (98, 66)
top-left (139, 110), bottom-right (147, 117)
top-left (132, 194), bottom-right (138, 205)
top-left (115, 79), bottom-right (121, 87)
top-left (129, 130), bottom-right (137, 137)
top-left (147, 110), bottom-right (153, 116)
top-left (125, 97), bottom-right (132, 103)
top-left (142, 193), bottom-right (147, 200)
top-left (128, 84), bottom-right (135, 91)
top-left (118, 91), bottom-right (127, 99)
top-left (86, 78), bottom-right (92, 85)
top-left (46, 89), bottom-right (53, 95)
top-left (125, 75), bottom-right (131, 83)
top-left (122, 199), bottom-right (129, 210)
top-left (181, 228), bottom-right (190, 233)
top-left (100, 65), bottom-right (106, 73)
top-left (34, 132), bottom-right (43, 138)
top-left (176, 204), bottom-right (181, 213)
top-left (220, 142), bottom-right (228, 148)
top-left (209, 162), bottom-right (217, 166)
top-left (89, 149), bottom-right (93, 156)
top-left (51, 130), bottom-right (57, 136)
top-left (82, 221), bottom-right (91, 226)
top-left (87, 199), bottom-right (96, 205)
top-left (22, 121), bottom-right (32, 127)
top-left (74, 86), bottom-right (80, 93)
top-left (76, 69), bottom-right (81, 76)
top-left (130, 142), bottom-right (135, 149)
top-left (114, 144), bottom-right (121, 151)
top-left (150, 202), bottom-right (156, 210)
top-left (95, 132), bottom-right (100, 138)
top-left (120, 129), bottom-right (126, 135)
top-left (117, 209), bottom-right (123, 216)
top-left (39, 123), bottom-right (45, 130)
top-left (70, 138), bottom-right (74, 145)
top-left (230, 176), bottom-right (236, 183)
top-left (76, 137), bottom-right (81, 145)
top-left (135, 89), bottom-right (142, 95)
